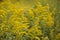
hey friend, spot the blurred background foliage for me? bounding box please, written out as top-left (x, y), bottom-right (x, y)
top-left (0, 0), bottom-right (60, 40)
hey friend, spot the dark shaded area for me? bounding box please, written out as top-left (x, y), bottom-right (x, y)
top-left (0, 0), bottom-right (3, 4)
top-left (0, 0), bottom-right (3, 2)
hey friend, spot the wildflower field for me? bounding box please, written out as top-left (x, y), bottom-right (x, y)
top-left (0, 0), bottom-right (60, 40)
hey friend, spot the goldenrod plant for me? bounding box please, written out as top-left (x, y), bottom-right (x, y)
top-left (0, 0), bottom-right (60, 40)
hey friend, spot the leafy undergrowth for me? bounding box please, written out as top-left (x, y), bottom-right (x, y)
top-left (0, 0), bottom-right (60, 40)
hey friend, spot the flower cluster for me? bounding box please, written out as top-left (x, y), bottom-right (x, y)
top-left (0, 0), bottom-right (60, 40)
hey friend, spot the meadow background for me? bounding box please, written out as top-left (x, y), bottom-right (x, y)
top-left (0, 0), bottom-right (60, 40)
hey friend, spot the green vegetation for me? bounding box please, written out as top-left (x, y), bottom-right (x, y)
top-left (0, 0), bottom-right (60, 40)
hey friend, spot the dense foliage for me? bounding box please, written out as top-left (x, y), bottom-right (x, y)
top-left (0, 0), bottom-right (60, 40)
